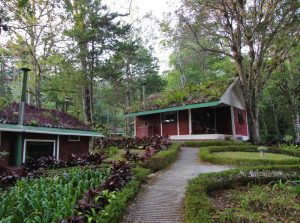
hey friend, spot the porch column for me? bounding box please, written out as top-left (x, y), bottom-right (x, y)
top-left (134, 117), bottom-right (136, 137)
top-left (230, 106), bottom-right (236, 138)
top-left (177, 110), bottom-right (179, 135)
top-left (188, 109), bottom-right (192, 135)
top-left (57, 135), bottom-right (60, 160)
top-left (160, 113), bottom-right (163, 136)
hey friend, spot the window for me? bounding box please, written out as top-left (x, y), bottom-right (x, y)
top-left (238, 111), bottom-right (244, 124)
top-left (68, 135), bottom-right (80, 141)
top-left (161, 112), bottom-right (177, 123)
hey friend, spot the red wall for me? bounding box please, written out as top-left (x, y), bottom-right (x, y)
top-left (234, 107), bottom-right (248, 136)
top-left (179, 110), bottom-right (189, 135)
top-left (0, 131), bottom-right (90, 166)
top-left (59, 135), bottom-right (89, 160)
top-left (136, 114), bottom-right (161, 137)
top-left (162, 121), bottom-right (177, 136)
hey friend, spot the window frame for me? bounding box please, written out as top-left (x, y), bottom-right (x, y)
top-left (161, 112), bottom-right (177, 123)
top-left (68, 135), bottom-right (81, 141)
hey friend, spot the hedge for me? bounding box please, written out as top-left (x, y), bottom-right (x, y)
top-left (96, 143), bottom-right (182, 222)
top-left (140, 142), bottom-right (181, 172)
top-left (181, 140), bottom-right (246, 148)
top-left (185, 165), bottom-right (300, 223)
top-left (96, 167), bottom-right (151, 223)
top-left (200, 145), bottom-right (300, 165)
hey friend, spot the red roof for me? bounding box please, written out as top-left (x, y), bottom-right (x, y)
top-left (0, 102), bottom-right (90, 131)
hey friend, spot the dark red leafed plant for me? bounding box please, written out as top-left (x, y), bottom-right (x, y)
top-left (59, 161), bottom-right (133, 223)
top-left (95, 136), bottom-right (171, 151)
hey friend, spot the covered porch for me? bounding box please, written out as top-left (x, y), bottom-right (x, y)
top-left (133, 102), bottom-right (248, 141)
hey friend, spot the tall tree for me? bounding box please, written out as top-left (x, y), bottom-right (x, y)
top-left (63, 0), bottom-right (131, 125)
top-left (176, 0), bottom-right (300, 143)
top-left (2, 0), bottom-right (62, 107)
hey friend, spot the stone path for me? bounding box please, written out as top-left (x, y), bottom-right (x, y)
top-left (122, 147), bottom-right (230, 223)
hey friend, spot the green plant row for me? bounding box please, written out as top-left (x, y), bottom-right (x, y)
top-left (96, 167), bottom-right (151, 223)
top-left (185, 165), bottom-right (300, 223)
top-left (0, 167), bottom-right (110, 223)
top-left (200, 145), bottom-right (300, 165)
top-left (140, 142), bottom-right (181, 172)
top-left (181, 140), bottom-right (247, 148)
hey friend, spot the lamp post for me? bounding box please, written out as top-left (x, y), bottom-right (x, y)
top-left (15, 68), bottom-right (31, 166)
top-left (64, 98), bottom-right (70, 113)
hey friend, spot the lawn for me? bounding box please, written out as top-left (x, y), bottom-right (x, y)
top-left (212, 151), bottom-right (300, 161)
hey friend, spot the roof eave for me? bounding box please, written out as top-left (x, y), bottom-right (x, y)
top-left (124, 100), bottom-right (221, 118)
top-left (0, 124), bottom-right (104, 137)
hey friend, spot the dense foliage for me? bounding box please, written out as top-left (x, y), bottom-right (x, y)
top-left (0, 152), bottom-right (106, 188)
top-left (97, 136), bottom-right (171, 151)
top-left (0, 167), bottom-right (109, 222)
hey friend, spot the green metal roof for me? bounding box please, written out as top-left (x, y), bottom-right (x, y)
top-left (124, 101), bottom-right (220, 118)
top-left (0, 124), bottom-right (103, 137)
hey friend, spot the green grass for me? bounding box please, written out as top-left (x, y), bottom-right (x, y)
top-left (212, 151), bottom-right (300, 161)
top-left (200, 145), bottom-right (300, 165)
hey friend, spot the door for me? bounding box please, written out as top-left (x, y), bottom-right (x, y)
top-left (24, 140), bottom-right (55, 163)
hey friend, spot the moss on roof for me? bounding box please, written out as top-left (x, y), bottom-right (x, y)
top-left (0, 102), bottom-right (90, 130)
top-left (128, 78), bottom-right (234, 113)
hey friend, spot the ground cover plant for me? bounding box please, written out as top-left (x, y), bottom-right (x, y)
top-left (0, 152), bottom-right (107, 189)
top-left (210, 180), bottom-right (300, 223)
top-left (0, 166), bottom-right (110, 223)
top-left (185, 165), bottom-right (300, 223)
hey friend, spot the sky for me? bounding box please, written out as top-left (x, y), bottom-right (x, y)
top-left (103, 0), bottom-right (181, 74)
top-left (0, 0), bottom-right (181, 74)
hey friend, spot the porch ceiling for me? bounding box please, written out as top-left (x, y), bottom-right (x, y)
top-left (124, 101), bottom-right (220, 118)
top-left (0, 123), bottom-right (103, 137)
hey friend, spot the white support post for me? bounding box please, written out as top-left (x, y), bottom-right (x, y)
top-left (57, 135), bottom-right (60, 160)
top-left (160, 113), bottom-right (163, 136)
top-left (134, 117), bottom-right (136, 137)
top-left (230, 106), bottom-right (236, 139)
top-left (177, 110), bottom-right (179, 135)
top-left (188, 109), bottom-right (192, 135)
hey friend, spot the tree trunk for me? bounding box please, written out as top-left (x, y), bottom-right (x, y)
top-left (80, 43), bottom-right (93, 126)
top-left (243, 85), bottom-right (261, 144)
top-left (293, 113), bottom-right (300, 143)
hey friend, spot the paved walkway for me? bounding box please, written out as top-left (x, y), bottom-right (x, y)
top-left (122, 147), bottom-right (230, 223)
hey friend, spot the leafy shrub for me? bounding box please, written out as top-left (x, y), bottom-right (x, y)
top-left (0, 151), bottom-right (9, 158)
top-left (95, 167), bottom-right (151, 223)
top-left (185, 165), bottom-right (300, 223)
top-left (60, 161), bottom-right (133, 222)
top-left (181, 140), bottom-right (246, 148)
top-left (140, 142), bottom-right (181, 172)
top-left (96, 136), bottom-right (171, 151)
top-left (0, 167), bottom-right (109, 223)
top-left (23, 152), bottom-right (106, 171)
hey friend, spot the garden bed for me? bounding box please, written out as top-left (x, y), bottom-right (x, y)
top-left (185, 165), bottom-right (300, 223)
top-left (209, 182), bottom-right (300, 222)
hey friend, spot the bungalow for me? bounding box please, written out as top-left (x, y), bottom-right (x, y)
top-left (124, 78), bottom-right (249, 141)
top-left (0, 103), bottom-right (103, 167)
